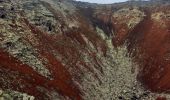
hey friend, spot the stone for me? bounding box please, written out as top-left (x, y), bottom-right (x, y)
top-left (0, 0), bottom-right (170, 100)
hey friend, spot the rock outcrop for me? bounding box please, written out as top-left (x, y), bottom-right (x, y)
top-left (0, 0), bottom-right (170, 100)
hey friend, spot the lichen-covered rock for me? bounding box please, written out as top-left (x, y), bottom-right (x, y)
top-left (0, 89), bottom-right (35, 100)
top-left (1, 0), bottom-right (170, 100)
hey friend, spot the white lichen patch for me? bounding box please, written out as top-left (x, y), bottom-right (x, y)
top-left (79, 44), bottom-right (141, 100)
top-left (40, 0), bottom-right (76, 15)
top-left (67, 19), bottom-right (79, 29)
top-left (96, 27), bottom-right (108, 40)
top-left (23, 0), bottom-right (80, 34)
top-left (113, 7), bottom-right (145, 29)
top-left (81, 34), bottom-right (96, 52)
top-left (151, 11), bottom-right (170, 27)
top-left (0, 89), bottom-right (35, 100)
top-left (151, 12), bottom-right (170, 21)
top-left (21, 0), bottom-right (58, 34)
top-left (36, 86), bottom-right (67, 100)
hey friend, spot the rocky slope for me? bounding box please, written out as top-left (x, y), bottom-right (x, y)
top-left (0, 0), bottom-right (170, 100)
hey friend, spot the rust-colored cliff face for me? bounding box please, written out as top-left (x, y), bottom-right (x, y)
top-left (95, 6), bottom-right (170, 92)
top-left (1, 0), bottom-right (170, 99)
top-left (127, 6), bottom-right (170, 92)
top-left (92, 4), bottom-right (170, 92)
top-left (85, 2), bottom-right (170, 99)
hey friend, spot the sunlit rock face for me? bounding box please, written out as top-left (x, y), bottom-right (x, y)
top-left (1, 0), bottom-right (170, 100)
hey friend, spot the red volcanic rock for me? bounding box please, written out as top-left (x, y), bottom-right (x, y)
top-left (156, 97), bottom-right (167, 100)
top-left (126, 6), bottom-right (170, 92)
top-left (0, 0), bottom-right (108, 99)
top-left (93, 4), bottom-right (170, 94)
top-left (1, 0), bottom-right (170, 100)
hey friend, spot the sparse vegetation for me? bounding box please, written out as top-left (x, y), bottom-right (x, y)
top-left (0, 0), bottom-right (170, 100)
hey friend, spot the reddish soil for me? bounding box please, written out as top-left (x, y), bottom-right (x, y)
top-left (95, 5), bottom-right (170, 94)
